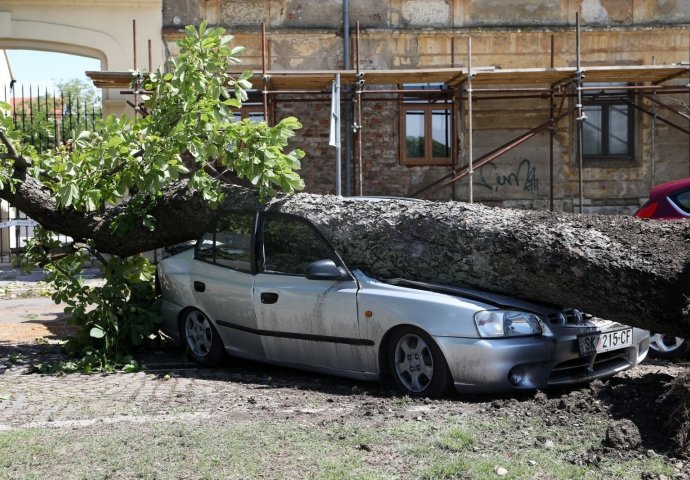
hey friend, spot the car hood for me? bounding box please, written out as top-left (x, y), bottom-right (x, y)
top-left (384, 278), bottom-right (564, 316)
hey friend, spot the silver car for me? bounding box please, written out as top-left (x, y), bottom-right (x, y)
top-left (157, 209), bottom-right (650, 396)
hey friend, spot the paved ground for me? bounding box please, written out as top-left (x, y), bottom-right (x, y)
top-left (0, 266), bottom-right (102, 343)
top-left (0, 265), bottom-right (102, 295)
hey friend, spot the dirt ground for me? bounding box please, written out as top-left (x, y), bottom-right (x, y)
top-left (1, 297), bottom-right (690, 479)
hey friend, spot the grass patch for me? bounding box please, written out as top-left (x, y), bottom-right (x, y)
top-left (437, 427), bottom-right (475, 452)
top-left (0, 409), bottom-right (680, 479)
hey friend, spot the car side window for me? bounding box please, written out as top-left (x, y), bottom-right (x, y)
top-left (196, 212), bottom-right (254, 272)
top-left (671, 189), bottom-right (690, 213)
top-left (261, 215), bottom-right (338, 276)
top-left (196, 232), bottom-right (215, 263)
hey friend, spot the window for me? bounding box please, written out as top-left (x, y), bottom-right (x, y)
top-left (671, 189), bottom-right (690, 214)
top-left (196, 231), bottom-right (215, 263)
top-left (400, 84), bottom-right (452, 166)
top-left (582, 84), bottom-right (634, 160)
top-left (261, 215), bottom-right (338, 276)
top-left (233, 103), bottom-right (265, 123)
top-left (195, 212), bottom-right (254, 272)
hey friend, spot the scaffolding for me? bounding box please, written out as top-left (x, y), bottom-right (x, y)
top-left (87, 19), bottom-right (690, 211)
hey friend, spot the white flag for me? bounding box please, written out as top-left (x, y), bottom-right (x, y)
top-left (329, 76), bottom-right (341, 148)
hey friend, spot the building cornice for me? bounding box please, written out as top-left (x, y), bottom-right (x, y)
top-left (0, 0), bottom-right (160, 7)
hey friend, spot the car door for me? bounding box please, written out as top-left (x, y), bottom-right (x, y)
top-left (191, 211), bottom-right (266, 361)
top-left (253, 213), bottom-right (365, 372)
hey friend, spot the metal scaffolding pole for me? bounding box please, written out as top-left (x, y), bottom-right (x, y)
top-left (355, 21), bottom-right (363, 196)
top-left (651, 57), bottom-right (657, 190)
top-left (467, 36), bottom-right (474, 204)
top-left (344, 0), bottom-right (352, 196)
top-left (262, 23), bottom-right (269, 123)
top-left (550, 34), bottom-right (555, 212)
top-left (575, 13), bottom-right (585, 214)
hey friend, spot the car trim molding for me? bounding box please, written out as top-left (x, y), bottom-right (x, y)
top-left (215, 320), bottom-right (375, 346)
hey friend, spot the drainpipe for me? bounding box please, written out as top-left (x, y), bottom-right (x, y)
top-left (343, 0), bottom-right (352, 196)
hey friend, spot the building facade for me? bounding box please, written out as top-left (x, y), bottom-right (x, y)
top-left (158, 0), bottom-right (690, 213)
top-left (3, 1), bottom-right (687, 213)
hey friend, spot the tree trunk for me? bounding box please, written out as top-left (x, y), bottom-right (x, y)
top-left (261, 192), bottom-right (690, 338)
top-left (4, 178), bottom-right (690, 337)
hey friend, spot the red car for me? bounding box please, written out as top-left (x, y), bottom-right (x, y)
top-left (635, 177), bottom-right (690, 220)
top-left (634, 178), bottom-right (690, 359)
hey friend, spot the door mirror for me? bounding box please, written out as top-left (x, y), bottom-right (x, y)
top-left (305, 259), bottom-right (350, 281)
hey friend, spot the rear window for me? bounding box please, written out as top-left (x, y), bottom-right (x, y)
top-left (196, 212), bottom-right (255, 272)
top-left (670, 189), bottom-right (690, 214)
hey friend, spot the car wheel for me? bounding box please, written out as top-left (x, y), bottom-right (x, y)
top-left (181, 309), bottom-right (225, 366)
top-left (649, 333), bottom-right (689, 360)
top-left (388, 328), bottom-right (451, 397)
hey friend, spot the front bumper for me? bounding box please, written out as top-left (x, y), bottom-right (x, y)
top-left (435, 327), bottom-right (650, 393)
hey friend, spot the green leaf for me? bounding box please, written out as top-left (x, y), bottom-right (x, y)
top-left (223, 98), bottom-right (241, 108)
top-left (57, 184), bottom-right (79, 208)
top-left (106, 136), bottom-right (124, 148)
top-left (90, 326), bottom-right (106, 339)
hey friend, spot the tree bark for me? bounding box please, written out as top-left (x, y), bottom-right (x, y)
top-left (262, 193), bottom-right (690, 338)
top-left (4, 176), bottom-right (690, 337)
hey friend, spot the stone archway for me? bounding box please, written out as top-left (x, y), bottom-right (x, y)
top-left (0, 0), bottom-right (164, 116)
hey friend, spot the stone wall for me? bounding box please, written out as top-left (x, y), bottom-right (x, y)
top-left (163, 1), bottom-right (690, 30)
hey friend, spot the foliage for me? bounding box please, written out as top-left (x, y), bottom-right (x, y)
top-left (2, 22), bottom-right (305, 372)
top-left (56, 78), bottom-right (101, 107)
top-left (9, 78), bottom-right (102, 153)
top-left (0, 102), bottom-right (23, 192)
top-left (23, 228), bottom-right (156, 372)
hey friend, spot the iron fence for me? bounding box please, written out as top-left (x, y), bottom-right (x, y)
top-left (0, 83), bottom-right (99, 263)
top-left (3, 82), bottom-right (102, 152)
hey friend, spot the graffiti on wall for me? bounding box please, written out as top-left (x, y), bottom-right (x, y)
top-left (477, 159), bottom-right (539, 193)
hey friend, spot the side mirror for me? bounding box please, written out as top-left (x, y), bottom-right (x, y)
top-left (305, 259), bottom-right (350, 281)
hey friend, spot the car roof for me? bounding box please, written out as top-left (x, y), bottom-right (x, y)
top-left (647, 177), bottom-right (690, 201)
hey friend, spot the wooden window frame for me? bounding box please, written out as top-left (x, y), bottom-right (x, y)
top-left (582, 87), bottom-right (635, 162)
top-left (399, 92), bottom-right (453, 167)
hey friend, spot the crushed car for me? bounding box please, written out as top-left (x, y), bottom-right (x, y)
top-left (157, 208), bottom-right (650, 396)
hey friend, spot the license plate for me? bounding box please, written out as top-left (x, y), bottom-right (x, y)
top-left (578, 328), bottom-right (633, 356)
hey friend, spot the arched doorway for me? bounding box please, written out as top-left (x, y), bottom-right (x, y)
top-left (0, 0), bottom-right (164, 117)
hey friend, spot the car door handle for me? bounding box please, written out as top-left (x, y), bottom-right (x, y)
top-left (194, 281), bottom-right (206, 292)
top-left (260, 292), bottom-right (279, 304)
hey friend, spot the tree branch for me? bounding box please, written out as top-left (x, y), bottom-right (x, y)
top-left (0, 130), bottom-right (31, 171)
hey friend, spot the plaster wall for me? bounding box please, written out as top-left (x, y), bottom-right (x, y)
top-left (0, 49), bottom-right (12, 92)
top-left (0, 0), bottom-right (166, 116)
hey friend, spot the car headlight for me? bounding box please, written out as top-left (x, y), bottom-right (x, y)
top-left (474, 310), bottom-right (543, 338)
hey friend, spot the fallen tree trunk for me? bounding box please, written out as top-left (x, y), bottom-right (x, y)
top-left (5, 177), bottom-right (690, 337)
top-left (259, 190), bottom-right (690, 338)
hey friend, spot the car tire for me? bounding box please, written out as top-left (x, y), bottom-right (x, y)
top-left (649, 333), bottom-right (689, 360)
top-left (388, 327), bottom-right (451, 398)
top-left (180, 308), bottom-right (225, 366)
